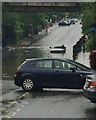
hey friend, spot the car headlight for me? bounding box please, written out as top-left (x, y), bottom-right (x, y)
top-left (86, 75), bottom-right (94, 81)
top-left (84, 75), bottom-right (94, 88)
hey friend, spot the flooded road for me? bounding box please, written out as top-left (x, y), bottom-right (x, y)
top-left (2, 46), bottom-right (50, 80)
top-left (2, 46), bottom-right (90, 81)
top-left (2, 23), bottom-right (90, 81)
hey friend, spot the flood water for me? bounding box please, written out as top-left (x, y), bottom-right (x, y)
top-left (2, 45), bottom-right (90, 80)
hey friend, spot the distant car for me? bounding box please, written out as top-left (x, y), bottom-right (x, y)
top-left (14, 58), bottom-right (92, 92)
top-left (83, 75), bottom-right (96, 103)
top-left (54, 45), bottom-right (66, 49)
top-left (50, 48), bottom-right (66, 53)
top-left (70, 19), bottom-right (75, 24)
top-left (58, 21), bottom-right (70, 26)
top-left (74, 19), bottom-right (78, 23)
top-left (50, 45), bottom-right (66, 53)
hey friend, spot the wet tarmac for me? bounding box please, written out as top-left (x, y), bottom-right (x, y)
top-left (2, 88), bottom-right (96, 119)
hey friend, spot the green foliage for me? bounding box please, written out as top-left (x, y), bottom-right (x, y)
top-left (85, 36), bottom-right (93, 52)
top-left (68, 12), bottom-right (80, 18)
top-left (2, 3), bottom-right (24, 46)
top-left (2, 3), bottom-right (48, 47)
top-left (81, 2), bottom-right (96, 51)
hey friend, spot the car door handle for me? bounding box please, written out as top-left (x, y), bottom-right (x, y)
top-left (80, 74), bottom-right (83, 77)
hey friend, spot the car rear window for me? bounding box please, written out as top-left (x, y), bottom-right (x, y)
top-left (19, 61), bottom-right (29, 69)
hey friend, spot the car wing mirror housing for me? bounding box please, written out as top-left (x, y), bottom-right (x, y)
top-left (70, 67), bottom-right (76, 72)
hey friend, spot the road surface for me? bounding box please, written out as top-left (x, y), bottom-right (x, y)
top-left (35, 22), bottom-right (82, 60)
top-left (2, 22), bottom-right (95, 119)
top-left (2, 88), bottom-right (96, 119)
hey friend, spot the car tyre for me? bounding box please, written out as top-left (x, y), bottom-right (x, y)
top-left (22, 77), bottom-right (36, 92)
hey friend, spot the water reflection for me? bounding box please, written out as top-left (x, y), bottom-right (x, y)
top-left (2, 47), bottom-right (50, 80)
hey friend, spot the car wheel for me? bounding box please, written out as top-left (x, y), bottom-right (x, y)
top-left (22, 78), bottom-right (35, 92)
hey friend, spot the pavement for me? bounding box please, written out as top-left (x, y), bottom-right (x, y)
top-left (18, 23), bottom-right (59, 46)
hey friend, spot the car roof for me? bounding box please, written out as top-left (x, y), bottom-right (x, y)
top-left (26, 58), bottom-right (66, 61)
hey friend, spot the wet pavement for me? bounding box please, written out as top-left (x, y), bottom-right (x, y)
top-left (2, 22), bottom-right (95, 119)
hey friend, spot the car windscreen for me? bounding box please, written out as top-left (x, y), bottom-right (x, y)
top-left (67, 59), bottom-right (91, 70)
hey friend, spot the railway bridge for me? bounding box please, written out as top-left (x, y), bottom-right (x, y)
top-left (6, 2), bottom-right (81, 12)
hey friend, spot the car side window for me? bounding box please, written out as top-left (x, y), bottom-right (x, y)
top-left (55, 60), bottom-right (76, 70)
top-left (76, 67), bottom-right (82, 71)
top-left (29, 60), bottom-right (52, 68)
top-left (55, 60), bottom-right (63, 69)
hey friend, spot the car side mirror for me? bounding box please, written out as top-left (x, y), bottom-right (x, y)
top-left (70, 67), bottom-right (76, 72)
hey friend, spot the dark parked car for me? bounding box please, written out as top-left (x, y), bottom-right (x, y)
top-left (58, 21), bottom-right (70, 26)
top-left (14, 58), bottom-right (92, 91)
top-left (83, 75), bottom-right (96, 103)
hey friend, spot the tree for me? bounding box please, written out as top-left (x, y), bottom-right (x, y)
top-left (2, 3), bottom-right (24, 47)
top-left (81, 2), bottom-right (96, 51)
top-left (2, 3), bottom-right (47, 47)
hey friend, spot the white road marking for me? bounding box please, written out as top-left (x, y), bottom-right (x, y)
top-left (16, 109), bottom-right (21, 112)
top-left (11, 112), bottom-right (16, 116)
top-left (3, 92), bottom-right (29, 118)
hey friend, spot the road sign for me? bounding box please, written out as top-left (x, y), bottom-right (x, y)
top-left (90, 27), bottom-right (96, 32)
top-left (90, 24), bottom-right (96, 32)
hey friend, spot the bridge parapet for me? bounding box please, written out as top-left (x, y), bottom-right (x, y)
top-left (10, 2), bottom-right (79, 6)
top-left (7, 2), bottom-right (81, 12)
